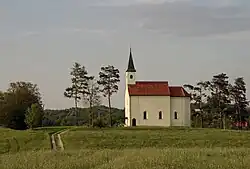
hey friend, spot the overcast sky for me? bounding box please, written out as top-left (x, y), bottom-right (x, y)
top-left (0, 0), bottom-right (250, 109)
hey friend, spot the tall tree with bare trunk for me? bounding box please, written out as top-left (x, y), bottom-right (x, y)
top-left (83, 78), bottom-right (101, 127)
top-left (97, 65), bottom-right (120, 127)
top-left (64, 62), bottom-right (91, 124)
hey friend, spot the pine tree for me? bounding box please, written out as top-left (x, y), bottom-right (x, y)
top-left (209, 73), bottom-right (231, 129)
top-left (64, 62), bottom-right (89, 109)
top-left (97, 65), bottom-right (120, 127)
top-left (83, 78), bottom-right (101, 127)
top-left (230, 77), bottom-right (249, 129)
top-left (64, 62), bottom-right (93, 125)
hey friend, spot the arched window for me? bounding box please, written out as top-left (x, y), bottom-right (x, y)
top-left (143, 111), bottom-right (147, 120)
top-left (159, 111), bottom-right (163, 119)
top-left (130, 75), bottom-right (133, 79)
top-left (174, 111), bottom-right (178, 119)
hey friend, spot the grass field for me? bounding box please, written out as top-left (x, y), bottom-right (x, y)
top-left (0, 126), bottom-right (68, 154)
top-left (62, 127), bottom-right (250, 149)
top-left (1, 127), bottom-right (250, 169)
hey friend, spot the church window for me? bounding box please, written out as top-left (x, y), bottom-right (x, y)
top-left (174, 111), bottom-right (178, 119)
top-left (130, 75), bottom-right (133, 79)
top-left (159, 111), bottom-right (163, 119)
top-left (143, 111), bottom-right (147, 120)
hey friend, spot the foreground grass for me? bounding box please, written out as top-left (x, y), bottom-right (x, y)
top-left (2, 127), bottom-right (250, 169)
top-left (1, 148), bottom-right (250, 169)
top-left (0, 126), bottom-right (69, 154)
top-left (62, 127), bottom-right (250, 149)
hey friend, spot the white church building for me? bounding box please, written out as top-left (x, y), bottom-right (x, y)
top-left (124, 49), bottom-right (191, 127)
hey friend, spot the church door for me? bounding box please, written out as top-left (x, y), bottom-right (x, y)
top-left (132, 118), bottom-right (136, 126)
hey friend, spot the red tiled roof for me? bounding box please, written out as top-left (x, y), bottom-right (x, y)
top-left (128, 81), bottom-right (170, 96)
top-left (169, 86), bottom-right (190, 97)
top-left (128, 81), bottom-right (190, 97)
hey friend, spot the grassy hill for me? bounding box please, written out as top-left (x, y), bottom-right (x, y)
top-left (1, 127), bottom-right (250, 169)
top-left (0, 127), bottom-right (68, 154)
top-left (62, 127), bottom-right (250, 149)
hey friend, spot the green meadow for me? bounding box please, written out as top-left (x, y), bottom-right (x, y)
top-left (1, 127), bottom-right (250, 169)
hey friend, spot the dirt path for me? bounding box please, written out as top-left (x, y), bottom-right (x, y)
top-left (51, 129), bottom-right (69, 151)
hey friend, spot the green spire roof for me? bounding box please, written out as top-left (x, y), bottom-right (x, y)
top-left (126, 48), bottom-right (136, 72)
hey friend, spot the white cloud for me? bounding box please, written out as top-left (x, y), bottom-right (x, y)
top-left (21, 31), bottom-right (41, 37)
top-left (205, 30), bottom-right (250, 40)
top-left (60, 27), bottom-right (116, 36)
top-left (135, 0), bottom-right (173, 4)
top-left (18, 27), bottom-right (116, 39)
top-left (84, 0), bottom-right (250, 37)
top-left (90, 0), bottom-right (182, 6)
top-left (137, 1), bottom-right (250, 37)
top-left (90, 0), bottom-right (236, 7)
top-left (12, 0), bottom-right (250, 39)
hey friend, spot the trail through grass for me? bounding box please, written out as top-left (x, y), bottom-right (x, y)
top-left (0, 127), bottom-right (69, 154)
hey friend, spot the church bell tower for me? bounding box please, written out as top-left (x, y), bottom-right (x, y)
top-left (126, 48), bottom-right (136, 85)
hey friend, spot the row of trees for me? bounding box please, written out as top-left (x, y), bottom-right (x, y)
top-left (0, 69), bottom-right (248, 130)
top-left (42, 106), bottom-right (125, 127)
top-left (0, 63), bottom-right (121, 130)
top-left (63, 62), bottom-right (120, 127)
top-left (184, 73), bottom-right (249, 129)
top-left (0, 82), bottom-right (44, 130)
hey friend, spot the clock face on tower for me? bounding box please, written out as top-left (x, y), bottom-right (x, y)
top-left (130, 75), bottom-right (133, 79)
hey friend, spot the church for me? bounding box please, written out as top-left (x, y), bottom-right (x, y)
top-left (124, 49), bottom-right (191, 127)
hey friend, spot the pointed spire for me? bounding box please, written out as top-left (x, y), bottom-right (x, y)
top-left (126, 48), bottom-right (136, 72)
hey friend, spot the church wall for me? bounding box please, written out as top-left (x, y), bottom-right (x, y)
top-left (126, 72), bottom-right (136, 85)
top-left (124, 71), bottom-right (136, 127)
top-left (130, 96), bottom-right (171, 126)
top-left (170, 97), bottom-right (191, 127)
top-left (124, 88), bottom-right (130, 127)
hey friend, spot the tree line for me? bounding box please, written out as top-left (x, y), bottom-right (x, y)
top-left (0, 64), bottom-right (249, 130)
top-left (0, 82), bottom-right (44, 130)
top-left (42, 106), bottom-right (125, 127)
top-left (184, 73), bottom-right (249, 129)
top-left (63, 62), bottom-right (120, 127)
top-left (0, 63), bottom-right (120, 130)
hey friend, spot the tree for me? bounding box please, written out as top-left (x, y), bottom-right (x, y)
top-left (0, 82), bottom-right (43, 130)
top-left (184, 81), bottom-right (209, 128)
top-left (195, 81), bottom-right (210, 128)
top-left (64, 62), bottom-right (93, 126)
top-left (230, 77), bottom-right (249, 129)
top-left (209, 73), bottom-right (231, 129)
top-left (64, 62), bottom-right (89, 109)
top-left (183, 84), bottom-right (196, 102)
top-left (25, 103), bottom-right (44, 129)
top-left (184, 84), bottom-right (199, 127)
top-left (0, 91), bottom-right (4, 101)
top-left (97, 65), bottom-right (120, 127)
top-left (83, 78), bottom-right (101, 127)
top-left (0, 91), bottom-right (6, 126)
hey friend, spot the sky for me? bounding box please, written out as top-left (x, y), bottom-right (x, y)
top-left (0, 0), bottom-right (250, 109)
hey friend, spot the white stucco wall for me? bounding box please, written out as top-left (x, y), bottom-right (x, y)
top-left (124, 72), bottom-right (136, 127)
top-left (170, 97), bottom-right (191, 127)
top-left (124, 71), bottom-right (190, 127)
top-left (126, 72), bottom-right (136, 85)
top-left (124, 88), bottom-right (130, 126)
top-left (130, 96), bottom-right (171, 126)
